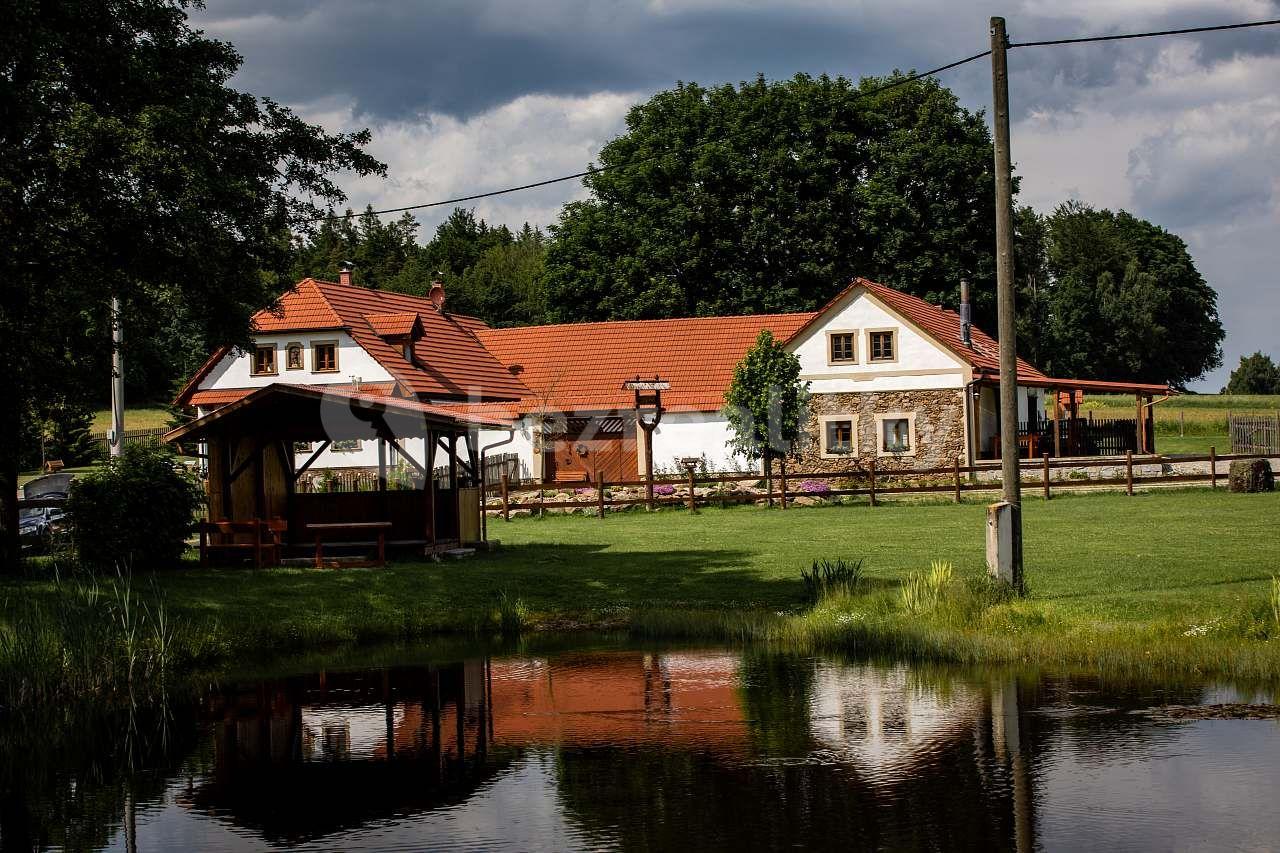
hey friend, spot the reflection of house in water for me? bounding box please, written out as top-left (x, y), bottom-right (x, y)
top-left (182, 660), bottom-right (503, 844)
top-left (489, 651), bottom-right (750, 752)
top-left (808, 662), bottom-right (986, 777)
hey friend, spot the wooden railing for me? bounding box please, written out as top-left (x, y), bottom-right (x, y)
top-left (487, 448), bottom-right (1274, 518)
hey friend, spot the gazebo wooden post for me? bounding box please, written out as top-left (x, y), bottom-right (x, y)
top-left (597, 471), bottom-right (606, 519)
top-left (252, 443), bottom-right (266, 520)
top-left (1052, 388), bottom-right (1062, 458)
top-left (425, 429), bottom-right (437, 548)
top-left (1135, 393), bottom-right (1145, 454)
top-left (449, 431), bottom-right (461, 543)
top-left (377, 438), bottom-right (388, 491)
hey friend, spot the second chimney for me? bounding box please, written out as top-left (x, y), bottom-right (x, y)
top-left (338, 260), bottom-right (354, 287)
top-left (429, 280), bottom-right (446, 312)
top-left (959, 279), bottom-right (973, 348)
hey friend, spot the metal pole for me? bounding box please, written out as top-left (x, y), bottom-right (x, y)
top-left (990, 16), bottom-right (1023, 588)
top-left (110, 297), bottom-right (125, 458)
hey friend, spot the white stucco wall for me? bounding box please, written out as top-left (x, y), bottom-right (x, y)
top-left (479, 421), bottom-right (539, 482)
top-left (788, 291), bottom-right (969, 393)
top-left (649, 411), bottom-right (754, 474)
top-left (200, 331), bottom-right (394, 392)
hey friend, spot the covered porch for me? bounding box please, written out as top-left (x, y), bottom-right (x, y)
top-left (971, 374), bottom-right (1173, 461)
top-left (165, 384), bottom-right (513, 562)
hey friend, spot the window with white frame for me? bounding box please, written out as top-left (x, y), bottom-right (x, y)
top-left (827, 331), bottom-right (857, 364)
top-left (820, 414), bottom-right (858, 458)
top-left (875, 412), bottom-right (916, 456)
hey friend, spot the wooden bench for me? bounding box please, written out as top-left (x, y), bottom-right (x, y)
top-left (199, 519), bottom-right (285, 568)
top-left (306, 521), bottom-right (393, 568)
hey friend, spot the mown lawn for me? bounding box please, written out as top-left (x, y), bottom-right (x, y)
top-left (4, 487), bottom-right (1278, 698)
top-left (85, 488), bottom-right (1280, 634)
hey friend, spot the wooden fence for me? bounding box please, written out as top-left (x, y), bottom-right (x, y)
top-left (486, 448), bottom-right (1273, 519)
top-left (434, 452), bottom-right (522, 490)
top-left (88, 426), bottom-right (167, 459)
top-left (1230, 413), bottom-right (1280, 455)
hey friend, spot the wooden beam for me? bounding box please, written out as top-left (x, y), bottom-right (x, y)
top-left (294, 441), bottom-right (331, 478)
top-left (425, 429), bottom-right (437, 544)
top-left (377, 438), bottom-right (388, 492)
top-left (385, 436), bottom-right (428, 478)
top-left (229, 437), bottom-right (269, 484)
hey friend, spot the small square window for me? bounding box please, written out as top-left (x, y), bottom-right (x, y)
top-left (829, 332), bottom-right (857, 364)
top-left (869, 330), bottom-right (896, 362)
top-left (252, 345), bottom-right (276, 376)
top-left (825, 419), bottom-right (855, 454)
top-left (881, 418), bottom-right (911, 453)
top-left (285, 343), bottom-right (304, 370)
top-left (331, 439), bottom-right (362, 453)
top-left (313, 342), bottom-right (338, 372)
top-left (293, 441), bottom-right (313, 453)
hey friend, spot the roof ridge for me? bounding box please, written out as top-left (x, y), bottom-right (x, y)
top-left (311, 277), bottom-right (490, 325)
top-left (479, 311), bottom-right (819, 335)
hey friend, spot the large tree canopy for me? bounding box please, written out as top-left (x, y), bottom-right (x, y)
top-left (0, 0), bottom-right (384, 568)
top-left (1016, 202), bottom-right (1223, 387)
top-left (1223, 352), bottom-right (1280, 395)
top-left (543, 73), bottom-right (1002, 325)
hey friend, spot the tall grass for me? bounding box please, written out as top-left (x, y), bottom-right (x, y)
top-left (801, 558), bottom-right (863, 604)
top-left (0, 572), bottom-right (181, 706)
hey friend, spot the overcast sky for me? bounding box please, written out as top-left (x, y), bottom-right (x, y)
top-left (193, 0), bottom-right (1279, 390)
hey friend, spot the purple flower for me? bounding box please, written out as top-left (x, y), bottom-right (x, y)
top-left (574, 487), bottom-right (594, 496)
top-left (798, 479), bottom-right (831, 496)
top-left (653, 484), bottom-right (676, 496)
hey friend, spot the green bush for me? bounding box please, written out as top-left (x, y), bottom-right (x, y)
top-left (67, 445), bottom-right (204, 570)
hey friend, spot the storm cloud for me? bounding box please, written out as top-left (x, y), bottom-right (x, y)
top-left (193, 0), bottom-right (1280, 389)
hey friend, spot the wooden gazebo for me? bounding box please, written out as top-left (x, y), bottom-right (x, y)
top-left (165, 384), bottom-right (512, 559)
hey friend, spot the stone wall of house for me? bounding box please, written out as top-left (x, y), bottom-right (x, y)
top-left (788, 389), bottom-right (967, 473)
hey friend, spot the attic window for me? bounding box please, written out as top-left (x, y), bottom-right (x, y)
top-left (251, 345), bottom-right (276, 376)
top-left (313, 341), bottom-right (338, 373)
top-left (402, 341), bottom-right (415, 365)
top-left (827, 331), bottom-right (857, 364)
top-left (869, 329), bottom-right (897, 363)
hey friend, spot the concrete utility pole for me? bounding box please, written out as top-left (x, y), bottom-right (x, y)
top-left (986, 16), bottom-right (1024, 589)
top-left (110, 296), bottom-right (125, 458)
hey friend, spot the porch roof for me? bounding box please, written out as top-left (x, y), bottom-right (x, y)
top-left (972, 371), bottom-right (1174, 396)
top-left (164, 382), bottom-right (514, 447)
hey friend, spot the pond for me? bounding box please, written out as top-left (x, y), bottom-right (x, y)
top-left (3, 638), bottom-right (1279, 851)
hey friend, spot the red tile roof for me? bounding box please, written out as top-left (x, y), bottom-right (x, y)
top-left (472, 313), bottom-right (817, 414)
top-left (364, 311), bottom-right (423, 338)
top-left (188, 381), bottom-right (396, 409)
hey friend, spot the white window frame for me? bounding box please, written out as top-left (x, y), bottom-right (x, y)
top-left (825, 330), bottom-right (859, 366)
top-left (819, 413), bottom-right (859, 459)
top-left (875, 411), bottom-right (917, 457)
top-left (866, 327), bottom-right (899, 364)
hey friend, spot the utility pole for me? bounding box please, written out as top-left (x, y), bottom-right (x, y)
top-left (110, 296), bottom-right (125, 458)
top-left (986, 16), bottom-right (1023, 590)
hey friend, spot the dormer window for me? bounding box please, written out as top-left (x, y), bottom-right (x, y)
top-left (285, 342), bottom-right (304, 370)
top-left (251, 345), bottom-right (276, 376)
top-left (313, 341), bottom-right (338, 373)
top-left (402, 341), bottom-right (415, 365)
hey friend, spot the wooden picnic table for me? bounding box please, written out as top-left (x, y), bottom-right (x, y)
top-left (306, 521), bottom-right (393, 568)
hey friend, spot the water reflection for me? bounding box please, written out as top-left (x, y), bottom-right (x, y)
top-left (2, 645), bottom-right (1278, 851)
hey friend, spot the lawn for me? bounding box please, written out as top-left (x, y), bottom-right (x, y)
top-left (4, 488), bottom-right (1279, 702)
top-left (1083, 392), bottom-right (1280, 439)
top-left (89, 406), bottom-right (173, 432)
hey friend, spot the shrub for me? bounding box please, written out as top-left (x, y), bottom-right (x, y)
top-left (801, 558), bottom-right (863, 604)
top-left (67, 445), bottom-right (204, 570)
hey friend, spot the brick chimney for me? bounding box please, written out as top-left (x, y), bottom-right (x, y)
top-left (429, 280), bottom-right (446, 311)
top-left (338, 260), bottom-right (354, 287)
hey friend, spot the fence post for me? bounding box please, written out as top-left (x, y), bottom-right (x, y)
top-left (953, 458), bottom-right (962, 503)
top-left (537, 484), bottom-right (545, 519)
top-left (1125, 450), bottom-right (1134, 496)
top-left (720, 474), bottom-right (727, 510)
top-left (868, 459), bottom-right (877, 507)
top-left (1042, 453), bottom-right (1051, 501)
top-left (597, 472), bottom-right (606, 519)
top-left (779, 457), bottom-right (788, 510)
top-left (1209, 446), bottom-right (1217, 490)
top-left (646, 461), bottom-right (655, 512)
top-left (687, 467), bottom-right (697, 513)
top-left (500, 473), bottom-right (510, 522)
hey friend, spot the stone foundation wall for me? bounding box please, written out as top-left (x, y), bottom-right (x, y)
top-left (788, 389), bottom-right (967, 473)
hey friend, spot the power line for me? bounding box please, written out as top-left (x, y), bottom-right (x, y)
top-left (1009, 17), bottom-right (1280, 48)
top-left (310, 17), bottom-right (1280, 225)
top-left (304, 49), bottom-right (992, 224)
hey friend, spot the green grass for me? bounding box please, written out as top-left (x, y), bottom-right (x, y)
top-left (1156, 434), bottom-right (1227, 456)
top-left (89, 406), bottom-right (173, 432)
top-left (3, 488), bottom-right (1279, 703)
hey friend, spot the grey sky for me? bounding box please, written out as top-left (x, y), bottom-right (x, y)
top-left (194, 0), bottom-right (1280, 389)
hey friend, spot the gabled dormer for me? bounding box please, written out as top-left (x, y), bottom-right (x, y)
top-left (365, 311), bottom-right (425, 365)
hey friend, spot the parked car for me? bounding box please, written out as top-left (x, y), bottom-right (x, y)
top-left (19, 492), bottom-right (68, 551)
